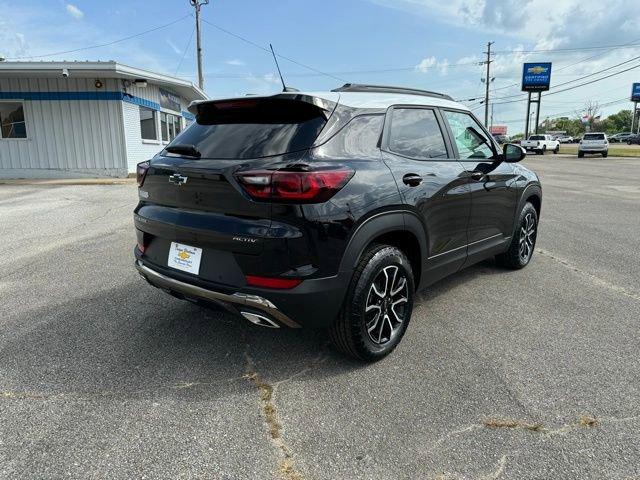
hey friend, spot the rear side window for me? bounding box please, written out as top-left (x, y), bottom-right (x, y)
top-left (172, 98), bottom-right (327, 159)
top-left (387, 108), bottom-right (448, 160)
top-left (583, 133), bottom-right (605, 140)
top-left (316, 114), bottom-right (384, 159)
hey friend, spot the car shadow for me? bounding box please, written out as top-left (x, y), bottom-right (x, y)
top-left (1, 258), bottom-right (513, 400)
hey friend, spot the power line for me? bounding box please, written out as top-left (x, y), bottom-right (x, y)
top-left (489, 55), bottom-right (640, 103)
top-left (200, 17), bottom-right (346, 82)
top-left (174, 26), bottom-right (196, 76)
top-left (460, 37), bottom-right (640, 99)
top-left (5, 14), bottom-right (192, 60)
top-left (494, 97), bottom-right (630, 124)
top-left (492, 42), bottom-right (640, 55)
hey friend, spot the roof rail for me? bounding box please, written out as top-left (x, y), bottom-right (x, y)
top-left (331, 83), bottom-right (454, 101)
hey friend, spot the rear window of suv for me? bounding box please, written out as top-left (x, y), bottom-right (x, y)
top-left (171, 98), bottom-right (328, 159)
top-left (529, 135), bottom-right (545, 140)
top-left (583, 133), bottom-right (605, 140)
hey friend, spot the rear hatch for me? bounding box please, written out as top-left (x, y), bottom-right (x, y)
top-left (582, 133), bottom-right (607, 146)
top-left (135, 95), bottom-right (336, 286)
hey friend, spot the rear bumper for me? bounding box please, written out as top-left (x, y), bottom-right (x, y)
top-left (579, 146), bottom-right (608, 152)
top-left (135, 259), bottom-right (350, 329)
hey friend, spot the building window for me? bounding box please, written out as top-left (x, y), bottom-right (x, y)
top-left (161, 112), bottom-right (182, 142)
top-left (161, 113), bottom-right (169, 142)
top-left (0, 102), bottom-right (27, 139)
top-left (139, 106), bottom-right (158, 141)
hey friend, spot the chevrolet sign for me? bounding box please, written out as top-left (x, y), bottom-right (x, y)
top-left (522, 62), bottom-right (552, 92)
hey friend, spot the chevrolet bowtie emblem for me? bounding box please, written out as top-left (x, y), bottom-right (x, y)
top-left (169, 173), bottom-right (188, 186)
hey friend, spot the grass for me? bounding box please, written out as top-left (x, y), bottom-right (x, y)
top-left (559, 144), bottom-right (640, 157)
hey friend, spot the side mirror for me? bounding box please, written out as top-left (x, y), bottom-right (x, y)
top-left (503, 143), bottom-right (526, 163)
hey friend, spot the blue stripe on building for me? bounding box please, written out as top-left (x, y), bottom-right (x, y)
top-left (181, 110), bottom-right (195, 121)
top-left (0, 91), bottom-right (162, 111)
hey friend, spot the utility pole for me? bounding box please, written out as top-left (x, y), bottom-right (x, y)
top-left (190, 0), bottom-right (209, 91)
top-left (483, 41), bottom-right (494, 127)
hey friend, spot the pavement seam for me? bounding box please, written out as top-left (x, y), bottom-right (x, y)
top-left (537, 248), bottom-right (640, 301)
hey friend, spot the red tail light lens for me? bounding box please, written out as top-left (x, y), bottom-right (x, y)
top-left (236, 168), bottom-right (354, 203)
top-left (136, 161), bottom-right (150, 187)
top-left (245, 275), bottom-right (302, 289)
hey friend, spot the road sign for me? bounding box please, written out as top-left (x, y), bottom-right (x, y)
top-left (489, 125), bottom-right (508, 135)
top-left (632, 83), bottom-right (640, 102)
top-left (522, 63), bottom-right (552, 92)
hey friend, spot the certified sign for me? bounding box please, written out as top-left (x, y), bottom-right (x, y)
top-left (632, 83), bottom-right (640, 102)
top-left (522, 63), bottom-right (552, 92)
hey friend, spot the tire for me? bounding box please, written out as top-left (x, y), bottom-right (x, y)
top-left (542, 145), bottom-right (547, 155)
top-left (329, 244), bottom-right (415, 362)
top-left (553, 145), bottom-right (559, 154)
top-left (496, 202), bottom-right (538, 269)
top-left (578, 151), bottom-right (584, 158)
top-left (602, 151), bottom-right (608, 158)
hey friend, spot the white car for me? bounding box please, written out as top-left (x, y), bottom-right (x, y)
top-left (578, 133), bottom-right (608, 158)
top-left (558, 136), bottom-right (574, 144)
top-left (521, 134), bottom-right (560, 155)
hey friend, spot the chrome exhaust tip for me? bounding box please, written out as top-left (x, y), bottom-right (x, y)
top-left (241, 311), bottom-right (280, 329)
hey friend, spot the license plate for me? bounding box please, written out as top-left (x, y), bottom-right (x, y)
top-left (167, 242), bottom-right (202, 275)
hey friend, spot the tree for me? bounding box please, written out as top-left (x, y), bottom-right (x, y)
top-left (578, 101), bottom-right (601, 132)
top-left (605, 110), bottom-right (633, 132)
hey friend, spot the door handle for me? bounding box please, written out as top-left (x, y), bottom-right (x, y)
top-left (402, 173), bottom-right (423, 187)
top-left (469, 171), bottom-right (485, 181)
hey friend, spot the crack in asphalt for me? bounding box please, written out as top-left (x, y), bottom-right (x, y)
top-left (537, 248), bottom-right (640, 301)
top-left (244, 350), bottom-right (304, 480)
top-left (243, 346), bottom-right (327, 480)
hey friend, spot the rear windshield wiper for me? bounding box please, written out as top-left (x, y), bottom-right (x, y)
top-left (164, 144), bottom-right (202, 158)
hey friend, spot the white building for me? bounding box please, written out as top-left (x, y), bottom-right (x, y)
top-left (0, 61), bottom-right (207, 178)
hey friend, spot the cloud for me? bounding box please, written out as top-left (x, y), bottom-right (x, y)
top-left (65, 4), bottom-right (84, 20)
top-left (263, 73), bottom-right (282, 84)
top-left (225, 59), bottom-right (245, 66)
top-left (415, 56), bottom-right (451, 75)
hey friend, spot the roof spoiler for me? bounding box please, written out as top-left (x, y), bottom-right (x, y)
top-left (188, 93), bottom-right (337, 118)
top-left (331, 83), bottom-right (454, 101)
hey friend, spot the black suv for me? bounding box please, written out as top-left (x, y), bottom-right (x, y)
top-left (134, 84), bottom-right (541, 361)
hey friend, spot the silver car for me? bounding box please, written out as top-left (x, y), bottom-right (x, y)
top-left (578, 133), bottom-right (609, 158)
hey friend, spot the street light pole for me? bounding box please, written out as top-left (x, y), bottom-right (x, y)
top-left (190, 0), bottom-right (209, 91)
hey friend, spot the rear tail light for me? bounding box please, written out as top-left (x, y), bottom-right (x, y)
top-left (245, 275), bottom-right (302, 289)
top-left (235, 168), bottom-right (354, 203)
top-left (136, 230), bottom-right (150, 254)
top-left (136, 161), bottom-right (150, 187)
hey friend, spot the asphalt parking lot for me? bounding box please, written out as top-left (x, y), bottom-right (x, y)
top-left (1, 154), bottom-right (639, 480)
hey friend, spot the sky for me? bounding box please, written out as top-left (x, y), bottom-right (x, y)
top-left (1, 0), bottom-right (639, 134)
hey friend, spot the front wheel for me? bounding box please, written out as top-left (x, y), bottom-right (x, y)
top-left (329, 245), bottom-right (415, 362)
top-left (496, 202), bottom-right (538, 269)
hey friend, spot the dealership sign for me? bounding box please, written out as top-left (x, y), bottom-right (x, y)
top-left (522, 63), bottom-right (552, 92)
top-left (632, 83), bottom-right (640, 102)
top-left (490, 125), bottom-right (508, 135)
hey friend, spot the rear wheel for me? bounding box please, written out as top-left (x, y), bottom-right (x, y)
top-left (553, 145), bottom-right (559, 154)
top-left (329, 245), bottom-right (414, 362)
top-left (496, 202), bottom-right (538, 269)
top-left (578, 151), bottom-right (584, 158)
top-left (602, 151), bottom-right (608, 158)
